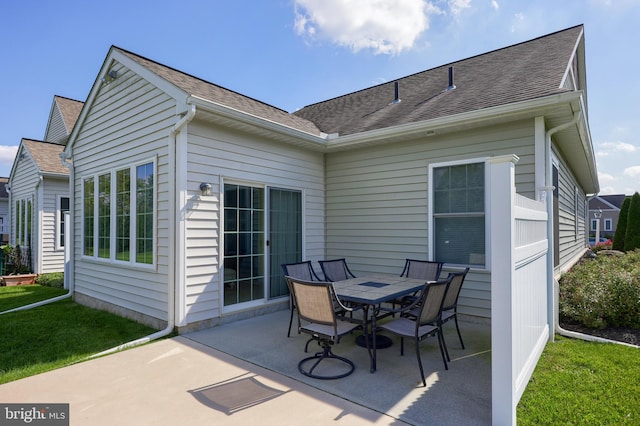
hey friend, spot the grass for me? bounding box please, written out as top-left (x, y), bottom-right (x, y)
top-left (0, 284), bottom-right (69, 311)
top-left (517, 335), bottom-right (640, 424)
top-left (0, 285), bottom-right (158, 384)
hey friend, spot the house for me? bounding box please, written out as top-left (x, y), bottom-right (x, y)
top-left (0, 177), bottom-right (9, 243)
top-left (63, 24), bottom-right (597, 335)
top-left (588, 194), bottom-right (627, 240)
top-left (7, 96), bottom-right (83, 273)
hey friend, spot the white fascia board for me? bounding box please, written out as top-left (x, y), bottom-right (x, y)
top-left (326, 91), bottom-right (584, 151)
top-left (187, 95), bottom-right (328, 149)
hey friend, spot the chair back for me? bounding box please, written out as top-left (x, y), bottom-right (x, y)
top-left (319, 259), bottom-right (356, 281)
top-left (281, 261), bottom-right (320, 281)
top-left (401, 259), bottom-right (443, 281)
top-left (287, 277), bottom-right (337, 328)
top-left (442, 268), bottom-right (469, 311)
top-left (416, 276), bottom-right (452, 326)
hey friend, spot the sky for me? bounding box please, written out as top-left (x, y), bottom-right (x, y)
top-left (1, 0), bottom-right (639, 195)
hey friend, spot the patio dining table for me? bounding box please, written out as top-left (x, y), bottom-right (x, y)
top-left (332, 273), bottom-right (428, 373)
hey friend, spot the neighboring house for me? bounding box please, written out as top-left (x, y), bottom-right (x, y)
top-left (8, 96), bottom-right (83, 273)
top-left (63, 25), bottom-right (597, 335)
top-left (0, 177), bottom-right (9, 243)
top-left (588, 194), bottom-right (627, 239)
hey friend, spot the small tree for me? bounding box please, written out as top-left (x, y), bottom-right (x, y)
top-left (624, 192), bottom-right (640, 251)
top-left (612, 196), bottom-right (631, 251)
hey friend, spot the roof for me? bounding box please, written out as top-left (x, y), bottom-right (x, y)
top-left (54, 96), bottom-right (84, 134)
top-left (589, 194), bottom-right (627, 210)
top-left (0, 177), bottom-right (8, 199)
top-left (293, 25), bottom-right (584, 136)
top-left (22, 139), bottom-right (69, 175)
top-left (116, 48), bottom-right (323, 136)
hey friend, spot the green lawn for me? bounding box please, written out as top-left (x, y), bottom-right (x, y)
top-left (0, 284), bottom-right (69, 312)
top-left (517, 335), bottom-right (640, 424)
top-left (0, 285), bottom-right (159, 384)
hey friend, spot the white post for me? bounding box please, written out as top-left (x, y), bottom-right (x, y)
top-left (594, 209), bottom-right (602, 245)
top-left (489, 154), bottom-right (519, 426)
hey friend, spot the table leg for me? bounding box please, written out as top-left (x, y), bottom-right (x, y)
top-left (371, 310), bottom-right (377, 372)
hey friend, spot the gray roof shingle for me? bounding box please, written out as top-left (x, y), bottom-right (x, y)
top-left (22, 139), bottom-right (68, 175)
top-left (293, 25), bottom-right (583, 136)
top-left (55, 96), bottom-right (84, 134)
top-left (117, 48), bottom-right (323, 136)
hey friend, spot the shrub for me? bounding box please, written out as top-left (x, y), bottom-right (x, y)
top-left (560, 250), bottom-right (640, 329)
top-left (624, 192), bottom-right (640, 251)
top-left (35, 272), bottom-right (64, 288)
top-left (591, 239), bottom-right (612, 254)
top-left (612, 197), bottom-right (630, 251)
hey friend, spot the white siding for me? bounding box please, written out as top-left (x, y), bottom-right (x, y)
top-left (183, 120), bottom-right (325, 324)
top-left (9, 152), bottom-right (38, 249)
top-left (554, 147), bottom-right (588, 272)
top-left (72, 62), bottom-right (175, 323)
top-left (44, 103), bottom-right (69, 145)
top-left (324, 119), bottom-right (536, 318)
top-left (40, 178), bottom-right (68, 273)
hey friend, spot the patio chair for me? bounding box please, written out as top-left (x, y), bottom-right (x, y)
top-left (439, 268), bottom-right (470, 350)
top-left (400, 259), bottom-right (443, 281)
top-left (285, 276), bottom-right (359, 380)
top-left (282, 261), bottom-right (322, 338)
top-left (318, 258), bottom-right (356, 282)
top-left (379, 276), bottom-right (453, 386)
top-left (392, 259), bottom-right (444, 308)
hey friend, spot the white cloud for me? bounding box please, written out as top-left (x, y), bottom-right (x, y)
top-left (294, 0), bottom-right (439, 55)
top-left (601, 141), bottom-right (637, 153)
top-left (510, 12), bottom-right (525, 32)
top-left (491, 0), bottom-right (499, 10)
top-left (0, 145), bottom-right (18, 168)
top-left (448, 0), bottom-right (472, 17)
top-left (623, 166), bottom-right (640, 178)
top-left (598, 172), bottom-right (615, 183)
top-left (596, 150), bottom-right (609, 157)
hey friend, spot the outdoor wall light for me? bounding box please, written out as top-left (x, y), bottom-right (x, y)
top-left (101, 69), bottom-right (118, 84)
top-left (200, 182), bottom-right (213, 197)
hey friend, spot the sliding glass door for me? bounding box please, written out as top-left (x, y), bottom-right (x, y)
top-left (223, 183), bottom-right (302, 308)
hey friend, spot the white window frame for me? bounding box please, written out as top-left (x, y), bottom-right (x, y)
top-left (81, 157), bottom-right (157, 269)
top-left (590, 219), bottom-right (597, 232)
top-left (428, 157), bottom-right (489, 270)
top-left (604, 218), bottom-right (612, 232)
top-left (56, 195), bottom-right (70, 251)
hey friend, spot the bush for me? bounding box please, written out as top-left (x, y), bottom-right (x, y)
top-left (612, 197), bottom-right (630, 251)
top-left (35, 272), bottom-right (64, 288)
top-left (560, 250), bottom-right (640, 329)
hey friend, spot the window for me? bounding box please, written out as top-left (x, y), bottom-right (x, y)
top-left (14, 198), bottom-right (32, 247)
top-left (82, 161), bottom-right (155, 266)
top-left (590, 219), bottom-right (597, 232)
top-left (432, 161), bottom-right (485, 267)
top-left (604, 218), bottom-right (612, 232)
top-left (58, 196), bottom-right (70, 248)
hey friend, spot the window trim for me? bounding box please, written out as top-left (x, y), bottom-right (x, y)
top-left (604, 218), bottom-right (612, 232)
top-left (56, 195), bottom-right (70, 251)
top-left (81, 158), bottom-right (157, 269)
top-left (428, 157), bottom-right (489, 270)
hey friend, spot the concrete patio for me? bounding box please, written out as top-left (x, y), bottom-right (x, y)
top-left (0, 309), bottom-right (491, 425)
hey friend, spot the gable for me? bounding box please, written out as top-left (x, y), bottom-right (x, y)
top-left (44, 96), bottom-right (84, 145)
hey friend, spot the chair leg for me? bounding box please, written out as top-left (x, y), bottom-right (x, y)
top-left (454, 315), bottom-right (465, 349)
top-left (436, 330), bottom-right (449, 370)
top-left (298, 342), bottom-right (355, 380)
top-left (440, 328), bottom-right (451, 362)
top-left (287, 307), bottom-right (294, 338)
top-left (415, 338), bottom-right (426, 387)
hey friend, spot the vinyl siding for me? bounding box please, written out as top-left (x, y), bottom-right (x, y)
top-left (182, 119), bottom-right (325, 324)
top-left (324, 119), bottom-right (536, 318)
top-left (44, 104), bottom-right (69, 145)
top-left (71, 62), bottom-right (175, 322)
top-left (554, 147), bottom-right (588, 272)
top-left (40, 178), bottom-right (68, 273)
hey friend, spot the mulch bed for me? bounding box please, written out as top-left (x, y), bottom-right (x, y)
top-left (560, 320), bottom-right (640, 346)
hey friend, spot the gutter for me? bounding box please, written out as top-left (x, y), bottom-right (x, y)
top-left (86, 104), bottom-right (196, 359)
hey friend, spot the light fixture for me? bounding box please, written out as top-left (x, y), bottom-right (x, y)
top-left (101, 69), bottom-right (118, 84)
top-left (593, 208), bottom-right (602, 219)
top-left (200, 183), bottom-right (213, 197)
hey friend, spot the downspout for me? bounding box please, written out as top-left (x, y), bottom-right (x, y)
top-left (87, 104), bottom-right (196, 359)
top-left (1, 161), bottom-right (75, 315)
top-left (544, 111), bottom-right (581, 343)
